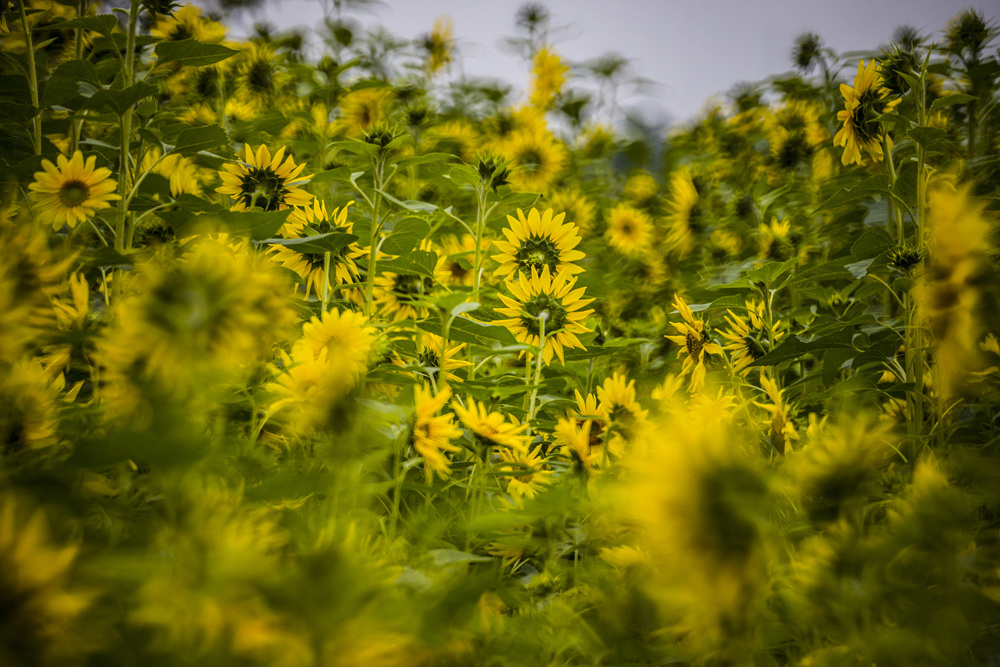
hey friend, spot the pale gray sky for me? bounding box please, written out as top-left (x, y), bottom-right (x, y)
top-left (235, 0), bottom-right (998, 124)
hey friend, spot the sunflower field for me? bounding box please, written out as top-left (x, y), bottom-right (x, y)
top-left (3, 1), bottom-right (1000, 665)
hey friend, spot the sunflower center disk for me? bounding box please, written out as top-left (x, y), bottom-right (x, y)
top-left (58, 181), bottom-right (90, 207)
top-left (519, 293), bottom-right (568, 336)
top-left (515, 236), bottom-right (561, 273)
top-left (238, 167), bottom-right (289, 211)
top-left (685, 331), bottom-right (706, 361)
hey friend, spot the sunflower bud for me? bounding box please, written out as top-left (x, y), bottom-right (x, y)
top-left (476, 153), bottom-right (511, 192)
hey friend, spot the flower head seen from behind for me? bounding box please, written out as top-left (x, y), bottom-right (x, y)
top-left (492, 208), bottom-right (585, 281)
top-left (217, 144), bottom-right (312, 212)
top-left (28, 151), bottom-right (119, 230)
top-left (529, 46), bottom-right (568, 110)
top-left (495, 265), bottom-right (594, 366)
top-left (834, 59), bottom-right (898, 166)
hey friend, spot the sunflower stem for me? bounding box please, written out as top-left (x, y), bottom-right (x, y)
top-left (363, 154), bottom-right (386, 319)
top-left (321, 251), bottom-right (331, 312)
top-left (526, 312), bottom-right (548, 432)
top-left (114, 0), bottom-right (141, 254)
top-left (17, 0), bottom-right (42, 156)
top-left (70, 0), bottom-right (88, 154)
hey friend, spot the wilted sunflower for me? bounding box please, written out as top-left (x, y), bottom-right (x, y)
top-left (410, 385), bottom-right (462, 481)
top-left (217, 144), bottom-right (312, 212)
top-left (27, 151), bottom-right (119, 230)
top-left (495, 266), bottom-right (594, 365)
top-left (268, 200), bottom-right (363, 299)
top-left (452, 398), bottom-right (531, 453)
top-left (665, 295), bottom-right (723, 393)
top-left (605, 203), bottom-right (653, 257)
top-left (721, 301), bottom-right (783, 375)
top-left (492, 207), bottom-right (585, 281)
top-left (834, 59), bottom-right (898, 166)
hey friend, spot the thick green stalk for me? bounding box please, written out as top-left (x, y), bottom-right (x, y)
top-left (70, 0), bottom-right (87, 154)
top-left (114, 0), bottom-right (141, 253)
top-left (526, 313), bottom-right (547, 432)
top-left (363, 155), bottom-right (385, 318)
top-left (17, 0), bottom-right (42, 156)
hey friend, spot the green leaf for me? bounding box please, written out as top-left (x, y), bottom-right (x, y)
top-left (929, 93), bottom-right (977, 113)
top-left (752, 329), bottom-right (855, 367)
top-left (448, 164), bottom-right (480, 187)
top-left (851, 227), bottom-right (894, 260)
top-left (822, 348), bottom-right (855, 386)
top-left (906, 126), bottom-right (947, 149)
top-left (381, 217), bottom-right (430, 255)
top-left (394, 152), bottom-right (454, 169)
top-left (79, 81), bottom-right (157, 115)
top-left (873, 112), bottom-right (914, 128)
top-left (171, 124), bottom-right (229, 156)
top-left (162, 209), bottom-right (290, 240)
top-left (450, 301), bottom-right (481, 317)
top-left (418, 317), bottom-right (517, 347)
top-left (428, 549), bottom-right (493, 566)
top-left (812, 174), bottom-right (890, 214)
top-left (310, 167), bottom-right (355, 183)
top-left (46, 14), bottom-right (118, 34)
top-left (375, 189), bottom-right (438, 213)
top-left (845, 258), bottom-right (874, 279)
top-left (153, 39), bottom-right (239, 68)
top-left (260, 232), bottom-right (358, 255)
top-left (378, 250), bottom-right (437, 281)
top-left (747, 257), bottom-right (799, 287)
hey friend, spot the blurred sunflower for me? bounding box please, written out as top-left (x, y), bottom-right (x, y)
top-left (452, 399), bottom-right (531, 453)
top-left (492, 207), bottom-right (585, 281)
top-left (217, 144), bottom-right (312, 212)
top-left (547, 187), bottom-right (596, 236)
top-left (721, 301), bottom-right (783, 375)
top-left (605, 203), bottom-right (653, 257)
top-left (420, 16), bottom-right (454, 76)
top-left (300, 308), bottom-right (376, 380)
top-left (500, 127), bottom-right (567, 194)
top-left (664, 168), bottom-right (702, 257)
top-left (373, 272), bottom-right (435, 322)
top-left (553, 390), bottom-right (609, 473)
top-left (498, 445), bottom-right (554, 501)
top-left (410, 385), bottom-right (462, 480)
top-left (395, 332), bottom-right (470, 386)
top-left (754, 374), bottom-right (798, 455)
top-left (27, 151), bottom-right (119, 230)
top-left (529, 46), bottom-right (569, 110)
top-left (150, 4), bottom-right (226, 43)
top-left (0, 492), bottom-right (96, 665)
top-left (495, 266), bottom-right (594, 365)
top-left (665, 295), bottom-right (723, 393)
top-left (237, 42), bottom-right (287, 105)
top-left (0, 359), bottom-right (73, 454)
top-left (834, 59), bottom-right (899, 166)
top-left (759, 216), bottom-right (798, 262)
top-left (266, 341), bottom-right (358, 435)
top-left (424, 120), bottom-right (481, 164)
top-left (596, 372), bottom-right (651, 457)
top-left (334, 87), bottom-right (394, 137)
top-left (434, 234), bottom-right (487, 287)
top-left (268, 200), bottom-right (363, 299)
top-left (622, 170), bottom-right (660, 211)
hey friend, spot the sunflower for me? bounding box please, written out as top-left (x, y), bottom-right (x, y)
top-left (664, 168), bottom-right (702, 257)
top-left (498, 445), bottom-right (554, 501)
top-left (721, 301), bottom-right (783, 375)
top-left (759, 216), bottom-right (798, 261)
top-left (139, 147), bottom-right (204, 198)
top-left (420, 16), bottom-right (454, 76)
top-left (529, 46), bottom-right (569, 110)
top-left (266, 341), bottom-right (358, 435)
top-left (237, 42), bottom-right (287, 106)
top-left (834, 59), bottom-right (899, 166)
top-left (150, 4), bottom-right (226, 43)
top-left (499, 126), bottom-right (567, 194)
top-left (410, 385), bottom-right (462, 481)
top-left (434, 234), bottom-right (487, 287)
top-left (392, 332), bottom-right (470, 386)
top-left (754, 375), bottom-right (799, 455)
top-left (0, 492), bottom-right (95, 664)
top-left (664, 295), bottom-right (724, 393)
top-left (605, 203), bottom-right (653, 257)
top-left (300, 308), bottom-right (376, 380)
top-left (27, 151), bottom-right (119, 230)
top-left (217, 144), bottom-right (312, 212)
top-left (0, 358), bottom-right (72, 454)
top-left (492, 207), bottom-right (586, 281)
top-left (452, 399), bottom-right (531, 453)
top-left (622, 170), bottom-right (660, 210)
top-left (334, 87), bottom-right (394, 137)
top-left (548, 187), bottom-right (596, 236)
top-left (373, 272), bottom-right (435, 322)
top-left (596, 372), bottom-right (651, 457)
top-left (424, 119), bottom-right (481, 164)
top-left (495, 266), bottom-right (594, 365)
top-left (268, 200), bottom-right (363, 299)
